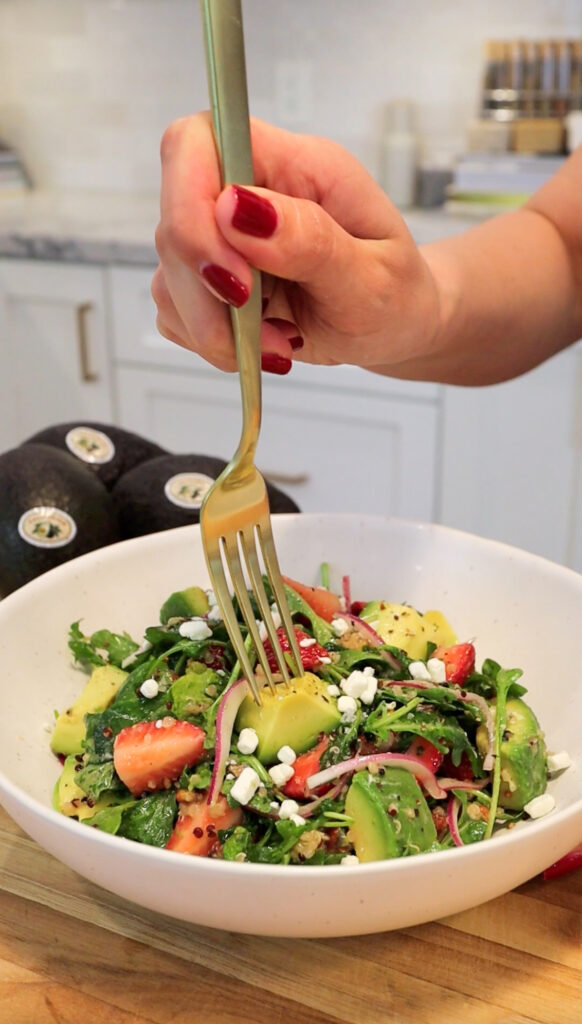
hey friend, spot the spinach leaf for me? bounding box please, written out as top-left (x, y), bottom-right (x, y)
top-left (118, 791), bottom-right (177, 847)
top-left (75, 761), bottom-right (123, 801)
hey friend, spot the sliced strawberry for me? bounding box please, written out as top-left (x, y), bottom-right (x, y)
top-left (166, 792), bottom-right (243, 856)
top-left (282, 575), bottom-right (342, 622)
top-left (282, 735), bottom-right (331, 799)
top-left (432, 642), bottom-right (476, 685)
top-left (113, 717), bottom-right (205, 797)
top-left (440, 751), bottom-right (475, 782)
top-left (405, 738), bottom-right (444, 774)
top-left (264, 626), bottom-right (330, 674)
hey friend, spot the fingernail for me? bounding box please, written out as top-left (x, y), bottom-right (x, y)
top-left (200, 263), bottom-right (249, 307)
top-left (289, 336), bottom-right (304, 351)
top-left (261, 353), bottom-right (292, 375)
top-left (231, 185), bottom-right (277, 238)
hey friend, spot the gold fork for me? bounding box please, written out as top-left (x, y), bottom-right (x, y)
top-left (199, 0), bottom-right (302, 702)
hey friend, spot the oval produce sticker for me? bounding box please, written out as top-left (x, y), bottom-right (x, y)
top-left (65, 426), bottom-right (115, 465)
top-left (164, 473), bottom-right (215, 510)
top-left (18, 506), bottom-right (77, 549)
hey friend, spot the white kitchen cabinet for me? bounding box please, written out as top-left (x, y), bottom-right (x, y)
top-left (109, 266), bottom-right (441, 518)
top-left (0, 259), bottom-right (114, 451)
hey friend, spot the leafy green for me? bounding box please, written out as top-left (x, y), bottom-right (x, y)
top-left (75, 761), bottom-right (122, 801)
top-left (281, 584), bottom-right (335, 645)
top-left (118, 791), bottom-right (177, 847)
top-left (68, 621), bottom-right (139, 669)
top-left (484, 666), bottom-right (524, 839)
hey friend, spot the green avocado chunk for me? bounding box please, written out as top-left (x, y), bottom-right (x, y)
top-left (235, 672), bottom-right (341, 764)
top-left (51, 664), bottom-right (127, 756)
top-left (160, 585), bottom-right (209, 624)
top-left (477, 697), bottom-right (547, 811)
top-left (345, 768), bottom-right (437, 862)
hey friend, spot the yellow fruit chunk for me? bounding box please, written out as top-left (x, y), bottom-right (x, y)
top-left (360, 602), bottom-right (456, 660)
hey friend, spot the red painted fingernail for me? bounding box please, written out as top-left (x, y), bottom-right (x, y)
top-left (200, 263), bottom-right (249, 307)
top-left (261, 353), bottom-right (292, 375)
top-left (231, 185), bottom-right (277, 238)
top-left (289, 336), bottom-right (304, 351)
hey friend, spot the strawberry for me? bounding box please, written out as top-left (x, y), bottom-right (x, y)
top-left (281, 575), bottom-right (342, 621)
top-left (440, 751), bottom-right (475, 782)
top-left (263, 626), bottom-right (330, 674)
top-left (282, 735), bottom-right (331, 799)
top-left (166, 792), bottom-right (243, 856)
top-left (432, 642), bottom-right (476, 685)
top-left (113, 717), bottom-right (205, 797)
top-left (405, 738), bottom-right (444, 774)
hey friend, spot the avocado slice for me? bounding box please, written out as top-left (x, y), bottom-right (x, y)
top-left (359, 602), bottom-right (456, 659)
top-left (51, 664), bottom-right (127, 756)
top-left (235, 672), bottom-right (341, 764)
top-left (160, 586), bottom-right (209, 624)
top-left (53, 755), bottom-right (122, 820)
top-left (477, 697), bottom-right (547, 810)
top-left (345, 768), bottom-right (437, 861)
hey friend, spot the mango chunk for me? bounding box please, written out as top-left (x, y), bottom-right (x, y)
top-left (360, 602), bottom-right (456, 659)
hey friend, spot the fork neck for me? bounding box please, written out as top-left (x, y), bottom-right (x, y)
top-left (229, 272), bottom-right (262, 477)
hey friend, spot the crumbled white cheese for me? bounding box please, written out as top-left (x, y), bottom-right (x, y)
top-left (207, 604), bottom-right (223, 624)
top-left (426, 657), bottom-right (447, 684)
top-left (327, 684), bottom-right (341, 697)
top-left (299, 637), bottom-right (317, 648)
top-left (277, 745), bottom-right (297, 765)
top-left (341, 666), bottom-right (378, 705)
top-left (278, 799), bottom-right (300, 820)
top-left (257, 620), bottom-right (268, 643)
top-left (269, 762), bottom-right (295, 787)
top-left (337, 695), bottom-right (358, 722)
top-left (121, 640), bottom-right (152, 669)
top-left (331, 617), bottom-right (349, 637)
top-left (409, 660), bottom-right (432, 682)
top-left (237, 727), bottom-right (259, 755)
top-left (178, 618), bottom-right (212, 641)
top-left (139, 678), bottom-right (159, 699)
top-left (269, 604), bottom-right (282, 630)
top-left (230, 766), bottom-right (261, 805)
top-left (547, 750), bottom-right (572, 774)
top-left (340, 854), bottom-right (360, 866)
top-left (524, 793), bottom-right (556, 819)
top-left (319, 656), bottom-right (332, 664)
top-left (206, 589), bottom-right (217, 607)
top-left (290, 813), bottom-right (306, 827)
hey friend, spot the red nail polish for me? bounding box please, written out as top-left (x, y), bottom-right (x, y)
top-left (289, 336), bottom-right (304, 351)
top-left (231, 185), bottom-right (277, 238)
top-left (261, 352), bottom-right (292, 375)
top-left (201, 263), bottom-right (249, 307)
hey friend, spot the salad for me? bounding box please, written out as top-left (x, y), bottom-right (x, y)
top-left (50, 570), bottom-right (562, 865)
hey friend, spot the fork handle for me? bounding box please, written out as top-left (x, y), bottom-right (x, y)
top-left (201, 0), bottom-right (262, 475)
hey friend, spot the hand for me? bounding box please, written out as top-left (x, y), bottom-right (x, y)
top-left (152, 113), bottom-right (442, 377)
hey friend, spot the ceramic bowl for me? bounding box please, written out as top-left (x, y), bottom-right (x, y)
top-left (0, 514), bottom-right (580, 938)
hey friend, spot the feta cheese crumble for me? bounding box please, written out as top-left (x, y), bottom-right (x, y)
top-left (178, 618), bottom-right (212, 641)
top-left (341, 666), bottom-right (378, 705)
top-left (230, 766), bottom-right (261, 805)
top-left (337, 694), bottom-right (358, 722)
top-left (237, 727), bottom-right (259, 754)
top-left (426, 657), bottom-right (447, 684)
top-left (139, 678), bottom-right (159, 699)
top-left (207, 604), bottom-right (223, 624)
top-left (327, 684), bottom-right (341, 697)
top-left (340, 854), bottom-right (360, 866)
top-left (524, 793), bottom-right (556, 819)
top-left (546, 750), bottom-right (572, 773)
top-left (269, 762), bottom-right (295, 786)
top-left (278, 799), bottom-right (300, 820)
top-left (331, 617), bottom-right (349, 637)
top-left (409, 661), bottom-right (432, 682)
top-left (277, 745), bottom-right (297, 765)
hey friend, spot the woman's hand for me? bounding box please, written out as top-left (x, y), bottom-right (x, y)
top-left (152, 113), bottom-right (443, 378)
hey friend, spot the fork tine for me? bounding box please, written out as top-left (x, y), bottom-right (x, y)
top-left (207, 550), bottom-right (261, 703)
top-left (221, 533), bottom-right (277, 692)
top-left (258, 524), bottom-right (304, 675)
top-left (239, 525), bottom-right (299, 683)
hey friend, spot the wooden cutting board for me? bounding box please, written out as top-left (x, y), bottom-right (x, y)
top-left (0, 803), bottom-right (581, 1024)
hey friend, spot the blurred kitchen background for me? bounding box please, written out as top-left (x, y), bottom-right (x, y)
top-left (2, 0), bottom-right (582, 573)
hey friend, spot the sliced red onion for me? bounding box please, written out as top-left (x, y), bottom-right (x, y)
top-left (307, 751), bottom-right (447, 800)
top-left (447, 794), bottom-right (463, 847)
top-left (332, 613), bottom-right (402, 669)
top-left (300, 778), bottom-right (347, 818)
top-left (341, 575), bottom-right (351, 611)
top-left (207, 676), bottom-right (250, 805)
top-left (439, 776), bottom-right (490, 792)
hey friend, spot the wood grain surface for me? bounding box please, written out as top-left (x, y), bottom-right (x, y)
top-left (0, 805), bottom-right (581, 1024)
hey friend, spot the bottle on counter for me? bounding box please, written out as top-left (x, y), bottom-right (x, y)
top-left (379, 98), bottom-right (418, 210)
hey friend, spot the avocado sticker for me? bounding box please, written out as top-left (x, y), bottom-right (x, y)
top-left (65, 426), bottom-right (115, 465)
top-left (18, 506), bottom-right (77, 549)
top-left (164, 472), bottom-right (215, 509)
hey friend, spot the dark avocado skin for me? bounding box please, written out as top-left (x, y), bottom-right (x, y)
top-left (111, 453), bottom-right (300, 540)
top-left (22, 422), bottom-right (167, 490)
top-left (0, 444), bottom-right (121, 597)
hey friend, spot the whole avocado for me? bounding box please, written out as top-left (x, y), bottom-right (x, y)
top-left (0, 444), bottom-right (121, 597)
top-left (22, 421), bottom-right (167, 490)
top-left (111, 452), bottom-right (300, 539)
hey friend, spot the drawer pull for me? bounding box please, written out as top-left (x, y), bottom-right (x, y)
top-left (76, 302), bottom-right (98, 382)
top-left (262, 470), bottom-right (310, 486)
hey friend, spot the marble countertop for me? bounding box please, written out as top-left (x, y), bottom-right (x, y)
top-left (0, 188), bottom-right (479, 266)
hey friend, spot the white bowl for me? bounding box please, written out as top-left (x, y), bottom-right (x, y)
top-left (0, 514), bottom-right (580, 938)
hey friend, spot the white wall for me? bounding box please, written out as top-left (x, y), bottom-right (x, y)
top-left (0, 0), bottom-right (581, 194)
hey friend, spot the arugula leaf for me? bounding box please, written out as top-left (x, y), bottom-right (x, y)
top-left (485, 666), bottom-right (523, 839)
top-left (118, 791), bottom-right (177, 848)
top-left (281, 584), bottom-right (335, 645)
top-left (68, 621), bottom-right (107, 668)
top-left (68, 622), bottom-right (139, 669)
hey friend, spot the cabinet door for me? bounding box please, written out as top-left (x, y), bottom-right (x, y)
top-left (115, 365), bottom-right (440, 520)
top-left (0, 260), bottom-right (113, 451)
top-left (440, 347), bottom-right (582, 567)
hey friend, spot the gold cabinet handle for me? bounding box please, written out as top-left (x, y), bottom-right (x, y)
top-left (76, 302), bottom-right (98, 382)
top-left (262, 470), bottom-right (310, 486)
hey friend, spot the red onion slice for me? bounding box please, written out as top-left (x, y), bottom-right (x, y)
top-left (332, 613), bottom-right (402, 669)
top-left (447, 794), bottom-right (463, 847)
top-left (207, 676), bottom-right (250, 805)
top-left (341, 575), bottom-right (351, 610)
top-left (439, 776), bottom-right (490, 792)
top-left (307, 751), bottom-right (447, 799)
